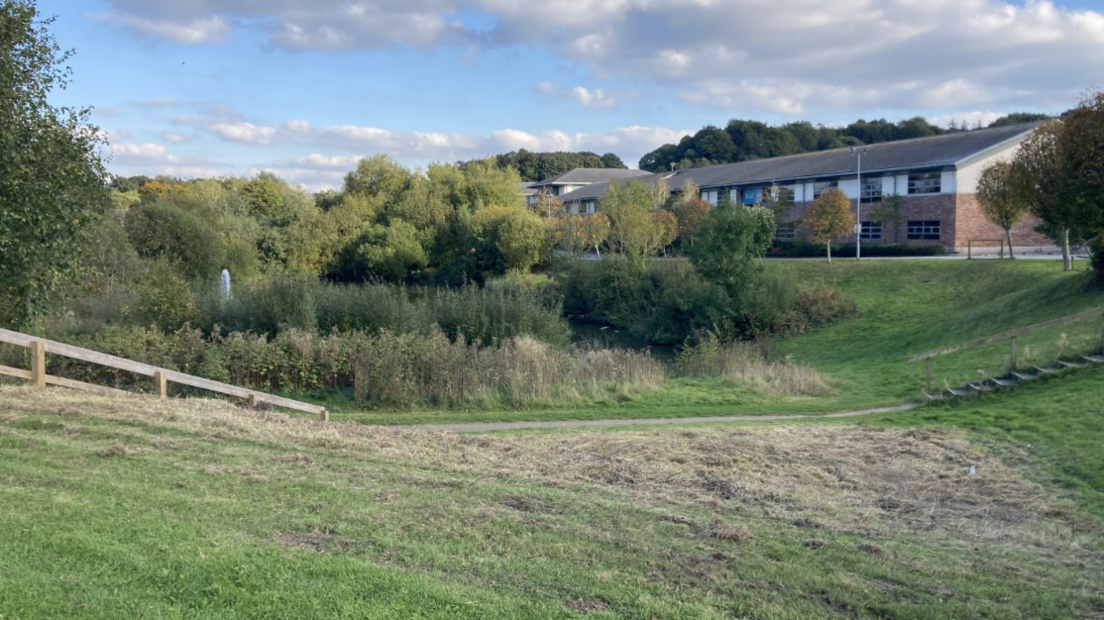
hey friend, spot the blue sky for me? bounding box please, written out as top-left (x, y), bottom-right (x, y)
top-left (34, 0), bottom-right (1104, 190)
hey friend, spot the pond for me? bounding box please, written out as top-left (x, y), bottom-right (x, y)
top-left (566, 317), bottom-right (678, 363)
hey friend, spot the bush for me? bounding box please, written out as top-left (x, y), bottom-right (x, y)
top-left (772, 241), bottom-right (945, 257)
top-left (124, 202), bottom-right (224, 280)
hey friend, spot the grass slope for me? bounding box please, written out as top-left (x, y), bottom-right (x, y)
top-left (2, 379), bottom-right (1103, 619)
top-left (336, 259), bottom-right (1104, 425)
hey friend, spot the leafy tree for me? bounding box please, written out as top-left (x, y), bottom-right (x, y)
top-left (124, 203), bottom-right (224, 280)
top-left (556, 215), bottom-right (588, 259)
top-left (534, 188), bottom-right (563, 218)
top-left (496, 210), bottom-right (549, 273)
top-left (0, 0), bottom-right (113, 327)
top-left (868, 193), bottom-right (904, 242)
top-left (977, 161), bottom-right (1030, 259)
top-left (675, 198), bottom-right (710, 246)
top-left (689, 203), bottom-right (775, 301)
top-left (654, 210), bottom-right (678, 255)
top-left (1009, 121), bottom-right (1073, 269)
top-left (1058, 90), bottom-right (1104, 279)
top-left (600, 153), bottom-right (626, 169)
top-left (990, 113), bottom-right (1052, 127)
top-left (580, 213), bottom-right (611, 258)
top-left (601, 180), bottom-right (667, 266)
top-left (801, 188), bottom-right (855, 263)
top-left (356, 220), bottom-right (428, 281)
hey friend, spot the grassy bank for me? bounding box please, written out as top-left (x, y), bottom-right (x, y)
top-left (335, 259), bottom-right (1104, 424)
top-left (2, 380), bottom-right (1102, 618)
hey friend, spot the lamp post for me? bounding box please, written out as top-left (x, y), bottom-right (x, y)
top-left (850, 146), bottom-right (868, 259)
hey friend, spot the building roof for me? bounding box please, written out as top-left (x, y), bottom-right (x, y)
top-left (558, 123), bottom-right (1040, 203)
top-left (529, 167), bottom-right (652, 188)
top-left (519, 181), bottom-right (539, 196)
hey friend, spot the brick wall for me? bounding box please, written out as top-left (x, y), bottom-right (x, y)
top-left (953, 194), bottom-right (1052, 249)
top-left (780, 193), bottom-right (1054, 251)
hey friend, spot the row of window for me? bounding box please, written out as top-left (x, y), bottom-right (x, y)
top-left (711, 172), bottom-right (943, 206)
top-left (775, 220), bottom-right (943, 242)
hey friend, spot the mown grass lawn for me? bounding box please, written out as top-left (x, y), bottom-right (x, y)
top-left (331, 259), bottom-right (1104, 425)
top-left (2, 372), bottom-right (1103, 619)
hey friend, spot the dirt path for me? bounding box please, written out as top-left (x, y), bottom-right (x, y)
top-left (408, 403), bottom-right (919, 433)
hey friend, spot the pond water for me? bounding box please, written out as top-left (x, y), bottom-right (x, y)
top-left (566, 317), bottom-right (678, 362)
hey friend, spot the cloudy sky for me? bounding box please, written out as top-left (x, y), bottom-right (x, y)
top-left (38, 0), bottom-right (1104, 190)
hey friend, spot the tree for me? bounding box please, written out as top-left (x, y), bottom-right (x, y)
top-left (675, 198), bottom-right (710, 246)
top-left (654, 210), bottom-right (678, 255)
top-left (124, 203), bottom-right (225, 280)
top-left (976, 161), bottom-right (1030, 259)
top-left (580, 213), bottom-right (610, 258)
top-left (0, 0), bottom-right (112, 327)
top-left (689, 204), bottom-right (775, 301)
top-left (869, 193), bottom-right (904, 242)
top-left (356, 220), bottom-right (428, 281)
top-left (1008, 121), bottom-right (1073, 269)
top-left (496, 210), bottom-right (549, 273)
top-left (601, 180), bottom-right (667, 266)
top-left (534, 188), bottom-right (563, 218)
top-left (801, 188), bottom-right (855, 263)
top-left (1058, 90), bottom-right (1104, 280)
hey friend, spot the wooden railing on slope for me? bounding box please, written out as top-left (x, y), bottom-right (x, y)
top-left (905, 306), bottom-right (1104, 393)
top-left (0, 328), bottom-right (328, 421)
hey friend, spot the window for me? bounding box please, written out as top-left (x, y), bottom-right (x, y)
top-left (775, 223), bottom-right (796, 241)
top-left (813, 180), bottom-right (838, 199)
top-left (716, 188), bottom-right (731, 204)
top-left (860, 222), bottom-right (882, 241)
top-left (741, 187), bottom-right (763, 205)
top-left (908, 172), bottom-right (941, 194)
top-left (772, 186), bottom-right (796, 205)
top-left (861, 177), bottom-right (883, 204)
top-left (907, 220), bottom-right (941, 240)
top-left (584, 201), bottom-right (596, 214)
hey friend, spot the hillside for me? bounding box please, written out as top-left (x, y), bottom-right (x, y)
top-left (2, 364), bottom-right (1103, 618)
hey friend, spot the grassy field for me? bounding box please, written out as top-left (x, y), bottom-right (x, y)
top-left (331, 259), bottom-right (1104, 425)
top-left (2, 363), bottom-right (1103, 619)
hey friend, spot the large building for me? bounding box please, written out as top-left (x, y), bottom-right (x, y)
top-left (525, 167), bottom-right (652, 205)
top-left (558, 123), bottom-right (1052, 251)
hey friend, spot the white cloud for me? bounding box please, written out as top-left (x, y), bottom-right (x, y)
top-left (105, 141), bottom-right (223, 178)
top-left (207, 122), bottom-right (278, 145)
top-left (569, 86), bottom-right (616, 109)
top-left (161, 132), bottom-right (190, 144)
top-left (93, 13), bottom-right (229, 44)
top-left (98, 0), bottom-right (1100, 115)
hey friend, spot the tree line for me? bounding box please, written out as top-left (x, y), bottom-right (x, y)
top-left (638, 114), bottom-right (1054, 173)
top-left (458, 149), bottom-right (627, 182)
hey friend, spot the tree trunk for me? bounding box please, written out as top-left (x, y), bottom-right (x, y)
top-left (1005, 227), bottom-right (1015, 259)
top-left (826, 241), bottom-right (832, 264)
top-left (1061, 227), bottom-right (1072, 271)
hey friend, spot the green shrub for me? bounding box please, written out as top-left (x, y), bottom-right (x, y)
top-left (772, 241), bottom-right (945, 257)
top-left (124, 202), bottom-right (225, 280)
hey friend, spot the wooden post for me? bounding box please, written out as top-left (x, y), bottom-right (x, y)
top-left (1009, 336), bottom-right (1017, 372)
top-left (248, 394), bottom-right (259, 408)
top-left (30, 341), bottom-right (46, 388)
top-left (925, 357), bottom-right (932, 393)
top-left (154, 370), bottom-right (168, 399)
top-left (320, 409), bottom-right (329, 423)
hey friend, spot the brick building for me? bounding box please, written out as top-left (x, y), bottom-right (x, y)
top-left (559, 123), bottom-right (1053, 252)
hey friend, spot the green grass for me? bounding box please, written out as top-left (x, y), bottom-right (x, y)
top-left (2, 380), bottom-right (1103, 619)
top-left (328, 259), bottom-right (1104, 425)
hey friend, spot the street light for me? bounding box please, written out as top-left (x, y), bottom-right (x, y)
top-left (850, 145), bottom-right (868, 259)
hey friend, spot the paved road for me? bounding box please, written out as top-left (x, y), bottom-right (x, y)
top-left (409, 403), bottom-right (919, 433)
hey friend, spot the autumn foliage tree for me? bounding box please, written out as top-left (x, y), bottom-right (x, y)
top-left (976, 161), bottom-right (1029, 259)
top-left (580, 213), bottom-right (611, 258)
top-left (801, 188), bottom-right (855, 263)
top-left (676, 198), bottom-right (711, 246)
top-left (601, 180), bottom-right (668, 266)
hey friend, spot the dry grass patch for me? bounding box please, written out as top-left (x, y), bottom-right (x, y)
top-left (0, 387), bottom-right (1089, 554)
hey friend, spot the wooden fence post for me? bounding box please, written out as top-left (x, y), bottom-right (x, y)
top-left (249, 394), bottom-right (259, 409)
top-left (925, 357), bottom-right (932, 393)
top-left (30, 341), bottom-right (46, 388)
top-left (154, 370), bottom-right (168, 400)
top-left (320, 409), bottom-right (329, 423)
top-left (1009, 336), bottom-right (1017, 372)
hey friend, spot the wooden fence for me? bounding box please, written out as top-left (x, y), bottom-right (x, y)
top-left (0, 328), bottom-right (328, 421)
top-left (905, 306), bottom-right (1104, 393)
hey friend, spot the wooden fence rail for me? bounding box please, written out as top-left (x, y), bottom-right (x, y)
top-left (905, 306), bottom-right (1104, 393)
top-left (0, 328), bottom-right (328, 421)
